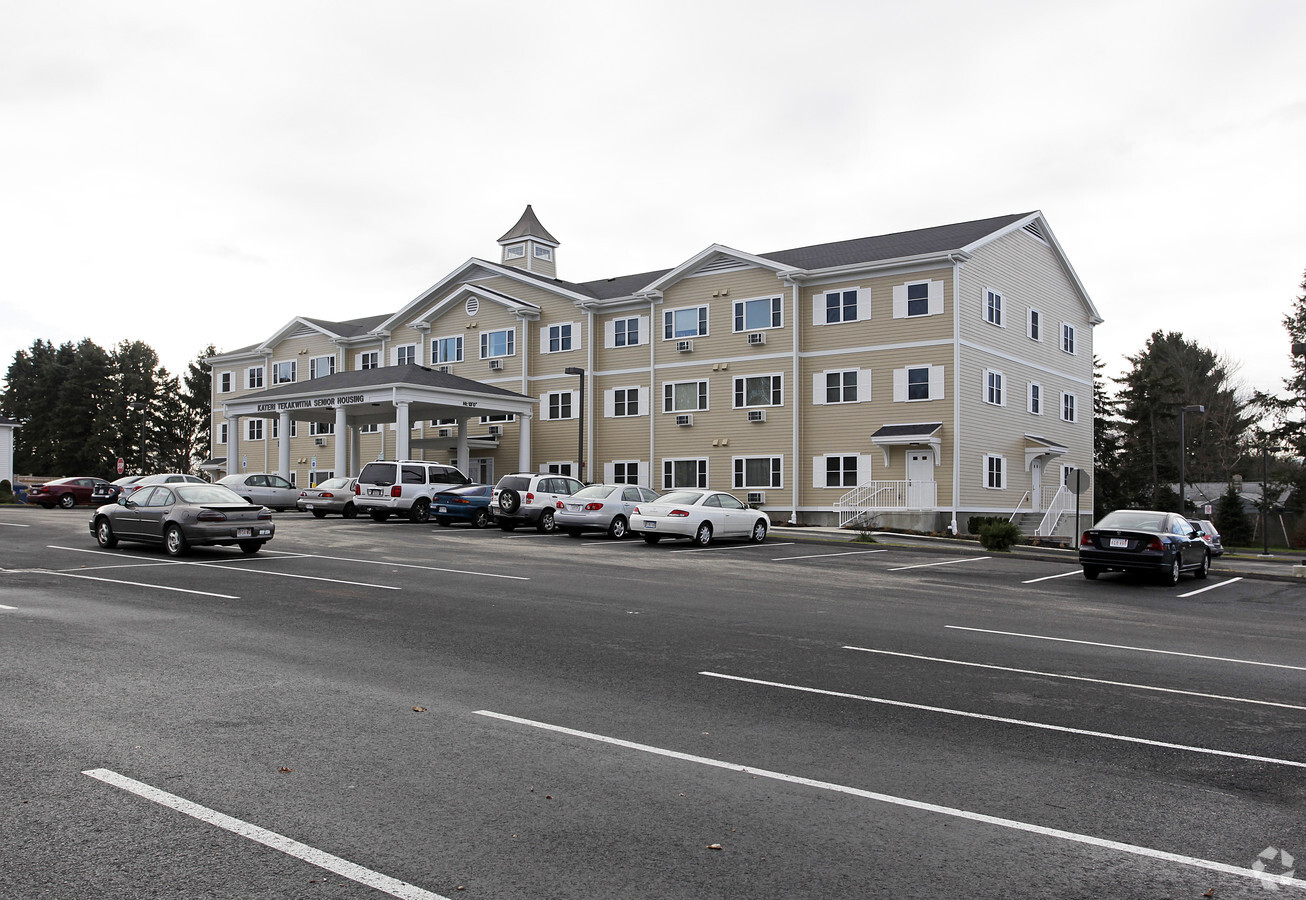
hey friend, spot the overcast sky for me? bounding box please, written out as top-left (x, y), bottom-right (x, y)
top-left (3, 0), bottom-right (1304, 403)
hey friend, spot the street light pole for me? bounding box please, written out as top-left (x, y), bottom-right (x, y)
top-left (1178, 404), bottom-right (1204, 515)
top-left (563, 367), bottom-right (585, 482)
top-left (1262, 433), bottom-right (1271, 557)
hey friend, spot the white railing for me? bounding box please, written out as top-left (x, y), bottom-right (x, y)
top-left (1008, 490), bottom-right (1031, 523)
top-left (835, 480), bottom-right (937, 527)
top-left (1041, 484), bottom-right (1063, 511)
top-left (1035, 485), bottom-right (1072, 536)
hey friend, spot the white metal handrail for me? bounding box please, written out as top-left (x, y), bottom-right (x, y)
top-left (1008, 490), bottom-right (1031, 523)
top-left (1035, 485), bottom-right (1072, 536)
top-left (835, 479), bottom-right (938, 527)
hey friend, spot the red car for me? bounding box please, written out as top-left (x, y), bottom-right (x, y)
top-left (27, 477), bottom-right (111, 509)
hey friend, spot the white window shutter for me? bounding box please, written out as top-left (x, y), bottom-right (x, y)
top-left (813, 372), bottom-right (827, 405)
top-left (540, 326), bottom-right (549, 355)
top-left (603, 389), bottom-right (615, 418)
top-left (813, 456), bottom-right (827, 489)
top-left (603, 462), bottom-right (614, 482)
top-left (812, 293), bottom-right (825, 326)
top-left (857, 368), bottom-right (872, 402)
top-left (929, 365), bottom-right (945, 400)
top-left (893, 367), bottom-right (908, 402)
top-left (857, 454), bottom-right (874, 484)
top-left (604, 320), bottom-right (616, 349)
top-left (892, 284), bottom-right (907, 318)
top-left (637, 316), bottom-right (650, 345)
top-left (572, 322), bottom-right (582, 352)
top-left (928, 280), bottom-right (943, 316)
top-left (857, 288), bottom-right (872, 321)
top-left (637, 460), bottom-right (648, 485)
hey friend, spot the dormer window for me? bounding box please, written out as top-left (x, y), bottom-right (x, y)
top-left (504, 244), bottom-right (526, 260)
top-left (533, 245), bottom-right (552, 261)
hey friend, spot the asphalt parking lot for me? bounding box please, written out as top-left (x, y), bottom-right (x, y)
top-left (2, 506), bottom-right (1304, 898)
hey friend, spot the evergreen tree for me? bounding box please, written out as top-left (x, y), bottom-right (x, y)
top-left (1214, 484), bottom-right (1253, 547)
top-left (183, 346), bottom-right (215, 467)
top-left (1254, 268), bottom-right (1306, 456)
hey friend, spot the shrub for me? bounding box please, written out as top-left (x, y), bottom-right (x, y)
top-left (967, 515), bottom-right (1006, 535)
top-left (0, 479), bottom-right (12, 504)
top-left (978, 521), bottom-right (1022, 552)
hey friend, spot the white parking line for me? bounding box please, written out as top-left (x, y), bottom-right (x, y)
top-left (699, 671), bottom-right (1306, 769)
top-left (282, 553), bottom-right (529, 581)
top-left (670, 543), bottom-right (795, 554)
top-left (48, 546), bottom-right (397, 590)
top-left (82, 769), bottom-right (449, 900)
top-left (475, 710), bottom-right (1306, 890)
top-left (1178, 577), bottom-right (1243, 598)
top-left (843, 646), bottom-right (1306, 712)
top-left (0, 604), bottom-right (17, 610)
top-left (944, 625), bottom-right (1306, 672)
top-left (0, 522), bottom-right (30, 527)
top-left (184, 562), bottom-right (400, 590)
top-left (45, 571), bottom-right (238, 599)
top-left (774, 550), bottom-right (889, 561)
top-left (888, 556), bottom-right (991, 572)
top-left (1021, 569), bottom-right (1083, 584)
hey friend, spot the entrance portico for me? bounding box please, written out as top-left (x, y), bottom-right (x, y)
top-left (219, 365), bottom-right (536, 483)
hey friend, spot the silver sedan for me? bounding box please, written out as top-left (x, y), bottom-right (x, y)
top-left (297, 477), bottom-right (359, 518)
top-left (554, 483), bottom-right (661, 539)
top-left (90, 483), bottom-right (275, 556)
top-left (630, 489), bottom-right (769, 547)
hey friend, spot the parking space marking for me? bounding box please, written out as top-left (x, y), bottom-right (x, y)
top-left (669, 542), bottom-right (795, 554)
top-left (48, 545), bottom-right (396, 590)
top-left (279, 553), bottom-right (529, 581)
top-left (945, 625), bottom-right (1306, 672)
top-left (45, 571), bottom-right (238, 599)
top-left (475, 710), bottom-right (1306, 890)
top-left (184, 562), bottom-right (401, 590)
top-left (699, 671), bottom-right (1306, 768)
top-left (888, 556), bottom-right (991, 572)
top-left (0, 522), bottom-right (30, 527)
top-left (0, 604), bottom-right (17, 610)
top-left (1021, 569), bottom-right (1083, 584)
top-left (774, 550), bottom-right (889, 561)
top-left (82, 769), bottom-right (449, 900)
top-left (1178, 577), bottom-right (1243, 598)
top-left (843, 646), bottom-right (1306, 712)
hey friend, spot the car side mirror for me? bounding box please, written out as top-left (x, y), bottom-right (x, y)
top-left (123, 498), bottom-right (136, 509)
top-left (1189, 530), bottom-right (1201, 538)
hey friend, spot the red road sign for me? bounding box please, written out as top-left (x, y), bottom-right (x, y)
top-left (116, 457), bottom-right (125, 475)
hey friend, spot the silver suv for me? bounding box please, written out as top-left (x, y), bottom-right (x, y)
top-left (491, 473), bottom-right (584, 533)
top-left (355, 460), bottom-right (472, 523)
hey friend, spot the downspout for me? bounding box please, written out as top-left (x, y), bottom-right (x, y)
top-left (950, 260), bottom-right (962, 535)
top-left (649, 297), bottom-right (657, 487)
top-left (789, 279), bottom-right (800, 525)
top-left (586, 308), bottom-right (595, 481)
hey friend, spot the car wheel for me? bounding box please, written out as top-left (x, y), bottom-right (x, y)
top-left (1082, 565), bottom-right (1101, 580)
top-left (409, 499), bottom-right (430, 523)
top-left (498, 488), bottom-right (522, 515)
top-left (341, 503), bottom-right (357, 519)
top-left (472, 508), bottom-right (492, 529)
top-left (312, 510), bottom-right (327, 519)
top-left (1194, 551), bottom-right (1210, 580)
top-left (164, 524), bottom-right (188, 557)
top-left (692, 521), bottom-right (713, 547)
top-left (239, 541), bottom-right (262, 554)
top-left (537, 509), bottom-right (556, 534)
top-left (95, 518), bottom-right (118, 548)
top-left (564, 527), bottom-right (582, 538)
top-left (643, 533), bottom-right (662, 544)
top-left (607, 516), bottom-right (628, 539)
top-left (59, 493), bottom-right (77, 509)
top-left (1162, 557), bottom-right (1181, 586)
top-left (749, 519), bottom-right (767, 544)
top-left (370, 510), bottom-right (389, 523)
top-left (435, 516), bottom-right (451, 527)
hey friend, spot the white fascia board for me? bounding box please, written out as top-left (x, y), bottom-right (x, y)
top-left (409, 283), bottom-right (541, 330)
top-left (255, 316), bottom-right (344, 354)
top-left (206, 346), bottom-right (268, 365)
top-left (644, 244), bottom-right (791, 293)
top-left (786, 251), bottom-right (971, 284)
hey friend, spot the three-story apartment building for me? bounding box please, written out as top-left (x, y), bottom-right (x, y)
top-left (208, 206), bottom-right (1100, 534)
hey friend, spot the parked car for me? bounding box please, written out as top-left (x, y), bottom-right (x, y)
top-left (89, 482), bottom-right (275, 556)
top-left (491, 473), bottom-right (584, 533)
top-left (432, 484), bottom-right (494, 528)
top-left (555, 483), bottom-right (661, 539)
top-left (1188, 518), bottom-right (1225, 557)
top-left (219, 472), bottom-right (299, 511)
top-left (1079, 509), bottom-right (1210, 584)
top-left (27, 476), bottom-right (110, 509)
top-left (91, 475), bottom-right (143, 506)
top-left (297, 477), bottom-right (359, 518)
top-left (354, 460), bottom-right (472, 523)
top-left (124, 473), bottom-right (206, 500)
top-left (630, 489), bottom-right (770, 546)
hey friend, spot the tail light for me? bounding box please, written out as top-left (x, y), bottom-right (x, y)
top-left (1080, 532), bottom-right (1092, 547)
top-left (299, 491), bottom-right (308, 497)
top-left (585, 502), bottom-right (604, 511)
top-left (632, 506), bottom-right (641, 515)
top-left (668, 509), bottom-right (690, 517)
top-left (390, 485), bottom-right (402, 498)
top-left (354, 484), bottom-right (361, 494)
top-left (556, 500), bottom-right (564, 508)
top-left (319, 492), bottom-right (334, 498)
top-left (197, 511), bottom-right (227, 522)
top-left (1146, 537), bottom-right (1164, 551)
top-left (449, 497), bottom-right (469, 505)
top-left (526, 492), bottom-right (535, 503)
top-left (258, 510), bottom-right (273, 520)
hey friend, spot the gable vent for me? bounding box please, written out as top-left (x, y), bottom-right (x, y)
top-left (465, 296), bottom-right (480, 316)
top-left (695, 254), bottom-right (751, 275)
top-left (288, 326), bottom-right (315, 338)
top-left (1022, 221), bottom-right (1048, 244)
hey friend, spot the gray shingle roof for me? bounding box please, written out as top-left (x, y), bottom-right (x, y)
top-left (872, 423), bottom-right (943, 439)
top-left (248, 364), bottom-right (530, 400)
top-left (498, 205), bottom-right (559, 245)
top-left (761, 213), bottom-right (1032, 270)
top-left (301, 313), bottom-right (392, 338)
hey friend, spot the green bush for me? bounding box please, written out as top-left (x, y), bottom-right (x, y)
top-left (0, 479), bottom-right (12, 504)
top-left (967, 515), bottom-right (1006, 535)
top-left (978, 521), bottom-right (1022, 551)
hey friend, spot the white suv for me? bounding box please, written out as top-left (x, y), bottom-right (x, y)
top-left (355, 460), bottom-right (472, 523)
top-left (491, 473), bottom-right (584, 533)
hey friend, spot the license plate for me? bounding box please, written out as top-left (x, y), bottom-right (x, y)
top-left (304, 503), bottom-right (314, 510)
top-left (567, 503), bottom-right (581, 511)
top-left (1109, 538), bottom-right (1128, 548)
top-left (368, 489), bottom-right (381, 496)
top-left (644, 520), bottom-right (656, 529)
top-left (237, 527), bottom-right (252, 538)
top-left (437, 506), bottom-right (447, 514)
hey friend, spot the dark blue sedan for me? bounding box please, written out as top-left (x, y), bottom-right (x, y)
top-left (432, 484), bottom-right (494, 528)
top-left (1079, 509), bottom-right (1210, 584)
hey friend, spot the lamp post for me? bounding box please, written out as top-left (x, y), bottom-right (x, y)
top-left (1261, 433), bottom-right (1272, 557)
top-left (563, 366), bottom-right (585, 482)
top-left (128, 401), bottom-right (147, 474)
top-left (1178, 404), bottom-right (1204, 515)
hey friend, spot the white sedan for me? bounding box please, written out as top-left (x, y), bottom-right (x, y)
top-left (630, 489), bottom-right (769, 547)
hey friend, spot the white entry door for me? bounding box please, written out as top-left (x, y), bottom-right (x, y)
top-left (1031, 458), bottom-right (1043, 511)
top-left (906, 450), bottom-right (936, 508)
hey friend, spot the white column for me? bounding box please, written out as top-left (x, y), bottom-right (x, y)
top-left (395, 401), bottom-right (411, 459)
top-left (350, 426), bottom-right (361, 476)
top-left (456, 417), bottom-right (469, 475)
top-left (278, 412), bottom-right (291, 482)
top-left (517, 412), bottom-right (532, 471)
top-left (334, 406), bottom-right (348, 476)
top-left (227, 415), bottom-right (241, 476)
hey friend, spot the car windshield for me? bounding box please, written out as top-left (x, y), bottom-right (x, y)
top-left (572, 484), bottom-right (616, 499)
top-left (657, 491), bottom-right (704, 506)
top-left (1095, 510), bottom-right (1167, 532)
top-left (359, 463), bottom-right (396, 486)
top-left (175, 484), bottom-right (247, 504)
top-left (315, 478), bottom-right (349, 489)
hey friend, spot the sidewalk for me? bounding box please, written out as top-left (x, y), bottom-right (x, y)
top-left (768, 525), bottom-right (1306, 583)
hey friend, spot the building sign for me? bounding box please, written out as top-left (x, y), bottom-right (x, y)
top-left (255, 394), bottom-right (367, 413)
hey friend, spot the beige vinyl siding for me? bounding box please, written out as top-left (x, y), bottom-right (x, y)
top-left (594, 307), bottom-right (653, 372)
top-left (653, 268), bottom-right (787, 366)
top-left (802, 267), bottom-right (954, 355)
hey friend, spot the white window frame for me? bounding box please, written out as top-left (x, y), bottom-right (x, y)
top-left (541, 322), bottom-right (580, 355)
top-left (662, 457), bottom-right (708, 490)
top-left (813, 369), bottom-right (871, 405)
top-left (309, 422), bottom-right (335, 436)
top-left (893, 365), bottom-right (945, 402)
top-left (543, 461), bottom-right (574, 477)
top-left (271, 360), bottom-right (296, 385)
top-left (732, 295), bottom-right (783, 332)
top-left (246, 366), bottom-right (264, 390)
top-left (604, 386), bottom-right (643, 418)
top-left (219, 371), bottom-right (233, 393)
top-left (732, 373), bottom-right (783, 409)
top-left (358, 423), bottom-right (379, 434)
top-left (984, 369), bottom-right (1005, 406)
top-left (246, 419), bottom-right (264, 441)
top-left (814, 287), bottom-right (871, 325)
top-left (607, 315), bottom-right (647, 349)
top-left (1028, 382), bottom-right (1043, 415)
top-left (1061, 391), bottom-right (1078, 423)
top-left (813, 453), bottom-right (873, 489)
top-left (504, 243), bottom-right (526, 260)
top-left (892, 280), bottom-right (943, 318)
top-left (432, 335), bottom-right (463, 364)
top-left (1061, 322), bottom-right (1077, 355)
top-left (393, 344), bottom-right (418, 367)
top-left (733, 456), bottom-right (783, 490)
top-left (357, 351), bottom-right (379, 370)
top-left (663, 380), bottom-right (709, 413)
top-left (544, 390), bottom-right (576, 421)
top-left (1027, 308), bottom-right (1042, 342)
top-left (983, 288), bottom-right (1004, 327)
top-left (478, 413), bottom-right (515, 424)
top-left (309, 355), bottom-right (335, 379)
top-left (663, 305), bottom-right (709, 340)
top-left (606, 460), bottom-right (643, 485)
top-left (218, 423), bottom-right (228, 444)
top-left (533, 245), bottom-right (553, 261)
top-left (480, 328), bottom-right (516, 360)
top-left (984, 454), bottom-right (1006, 490)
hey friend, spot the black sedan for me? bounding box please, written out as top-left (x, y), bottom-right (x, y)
top-left (1079, 509), bottom-right (1210, 584)
top-left (91, 475), bottom-right (144, 506)
top-left (90, 483), bottom-right (275, 556)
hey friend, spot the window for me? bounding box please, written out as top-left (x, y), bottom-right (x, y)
top-left (504, 243), bottom-right (525, 260)
top-left (985, 454), bottom-right (1006, 490)
top-left (246, 367), bottom-right (263, 389)
top-left (246, 419), bottom-right (263, 441)
top-left (395, 345), bottom-right (416, 366)
top-left (544, 462), bottom-right (573, 476)
top-left (219, 372), bottom-right (232, 393)
top-left (358, 423), bottom-right (379, 434)
top-left (432, 336), bottom-right (463, 364)
top-left (545, 323), bottom-right (574, 353)
top-left (479, 413), bottom-right (515, 424)
top-left (891, 281), bottom-right (941, 319)
top-left (819, 288), bottom-right (869, 324)
top-left (733, 295), bottom-right (782, 331)
top-left (613, 317), bottom-right (640, 347)
top-left (611, 461), bottom-right (640, 484)
top-left (664, 305), bottom-right (708, 339)
top-left (1029, 382), bottom-right (1042, 415)
top-left (358, 351), bottom-right (379, 370)
top-left (545, 391), bottom-right (575, 421)
top-left (1061, 323), bottom-right (1076, 354)
top-left (663, 458), bottom-right (708, 489)
top-left (985, 369), bottom-right (1004, 406)
top-left (606, 387), bottom-right (641, 417)
top-left (817, 370), bottom-right (863, 404)
top-left (269, 418), bottom-right (296, 439)
top-left (534, 245), bottom-right (552, 261)
top-left (272, 361), bottom-right (296, 384)
top-left (480, 329), bottom-right (515, 359)
top-left (309, 355), bottom-right (335, 379)
top-left (663, 380), bottom-right (708, 413)
top-left (898, 366), bottom-right (937, 401)
top-left (823, 455), bottom-right (860, 488)
top-left (1061, 392), bottom-right (1077, 422)
top-left (1028, 309), bottom-right (1041, 341)
top-left (733, 374), bottom-right (782, 408)
top-left (734, 456), bottom-right (782, 489)
top-left (984, 289), bottom-right (1003, 326)
top-left (907, 282), bottom-right (929, 317)
top-left (309, 422), bottom-right (335, 436)
top-left (218, 423), bottom-right (228, 444)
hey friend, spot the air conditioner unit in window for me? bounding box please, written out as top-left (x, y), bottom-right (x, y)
top-left (675, 414), bottom-right (693, 427)
top-left (488, 358), bottom-right (504, 371)
top-left (747, 332), bottom-right (766, 346)
top-left (676, 340), bottom-right (694, 353)
top-left (746, 491), bottom-right (766, 505)
top-left (437, 365), bottom-right (452, 374)
top-left (314, 437), bottom-right (326, 446)
top-left (488, 425), bottom-right (502, 436)
top-left (747, 409), bottom-right (766, 423)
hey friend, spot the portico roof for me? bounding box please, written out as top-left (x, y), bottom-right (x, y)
top-left (870, 422), bottom-right (943, 467)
